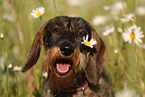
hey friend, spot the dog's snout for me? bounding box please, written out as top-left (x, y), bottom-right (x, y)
top-left (60, 42), bottom-right (74, 56)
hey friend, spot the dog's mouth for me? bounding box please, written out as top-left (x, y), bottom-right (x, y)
top-left (54, 58), bottom-right (72, 75)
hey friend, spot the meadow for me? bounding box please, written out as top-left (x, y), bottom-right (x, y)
top-left (1, 0), bottom-right (145, 97)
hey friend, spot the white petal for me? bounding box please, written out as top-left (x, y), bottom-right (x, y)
top-left (129, 39), bottom-right (132, 44)
top-left (83, 36), bottom-right (86, 41)
top-left (137, 34), bottom-right (144, 38)
top-left (86, 35), bottom-right (89, 41)
top-left (103, 31), bottom-right (109, 36)
top-left (90, 39), bottom-right (97, 45)
top-left (122, 33), bottom-right (130, 42)
top-left (135, 27), bottom-right (141, 32)
top-left (136, 38), bottom-right (143, 43)
top-left (134, 39), bottom-right (139, 45)
top-left (111, 26), bottom-right (115, 31)
top-left (136, 32), bottom-right (144, 38)
top-left (121, 18), bottom-right (127, 23)
top-left (32, 10), bottom-right (36, 13)
top-left (90, 45), bottom-right (93, 48)
top-left (136, 31), bottom-right (143, 36)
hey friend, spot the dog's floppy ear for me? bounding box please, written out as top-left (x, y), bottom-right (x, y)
top-left (22, 23), bottom-right (47, 72)
top-left (84, 28), bottom-right (107, 86)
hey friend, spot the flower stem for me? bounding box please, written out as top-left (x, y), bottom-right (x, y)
top-left (39, 16), bottom-right (43, 22)
top-left (53, 0), bottom-right (57, 16)
top-left (8, 0), bottom-right (24, 44)
top-left (15, 72), bottom-right (20, 97)
top-left (133, 0), bottom-right (138, 24)
top-left (121, 0), bottom-right (125, 16)
top-left (1, 39), bottom-right (9, 97)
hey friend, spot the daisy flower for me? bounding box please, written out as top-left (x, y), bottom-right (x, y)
top-left (31, 7), bottom-right (45, 18)
top-left (103, 6), bottom-right (111, 11)
top-left (43, 72), bottom-right (48, 79)
top-left (13, 66), bottom-right (21, 71)
top-left (67, 0), bottom-right (89, 6)
top-left (136, 6), bottom-right (145, 16)
top-left (8, 64), bottom-right (13, 69)
top-left (139, 44), bottom-right (145, 49)
top-left (121, 13), bottom-right (134, 23)
top-left (92, 15), bottom-right (110, 26)
top-left (110, 1), bottom-right (126, 15)
top-left (2, 14), bottom-right (15, 23)
top-left (67, 0), bottom-right (81, 6)
top-left (116, 88), bottom-right (140, 97)
top-left (0, 33), bottom-right (4, 39)
top-left (114, 49), bottom-right (118, 54)
top-left (81, 35), bottom-right (97, 48)
top-left (112, 1), bottom-right (126, 11)
top-left (117, 27), bottom-right (123, 33)
top-left (103, 26), bottom-right (115, 36)
top-left (122, 25), bottom-right (144, 45)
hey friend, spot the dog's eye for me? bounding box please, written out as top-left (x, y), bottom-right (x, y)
top-left (77, 31), bottom-right (85, 37)
top-left (53, 28), bottom-right (61, 34)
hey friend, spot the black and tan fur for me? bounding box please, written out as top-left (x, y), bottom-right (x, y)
top-left (22, 16), bottom-right (114, 97)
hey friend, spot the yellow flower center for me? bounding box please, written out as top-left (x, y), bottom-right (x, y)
top-left (36, 12), bottom-right (42, 16)
top-left (110, 31), bottom-right (113, 34)
top-left (15, 69), bottom-right (19, 71)
top-left (85, 41), bottom-right (91, 46)
top-left (130, 33), bottom-right (136, 39)
top-left (126, 18), bottom-right (130, 21)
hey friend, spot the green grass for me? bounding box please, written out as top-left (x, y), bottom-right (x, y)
top-left (1, 0), bottom-right (145, 96)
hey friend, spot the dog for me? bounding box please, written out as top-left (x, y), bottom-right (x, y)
top-left (22, 16), bottom-right (114, 97)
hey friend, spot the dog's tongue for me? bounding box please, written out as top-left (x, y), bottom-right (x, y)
top-left (56, 63), bottom-right (71, 73)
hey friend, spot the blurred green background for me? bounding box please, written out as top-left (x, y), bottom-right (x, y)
top-left (1, 0), bottom-right (145, 97)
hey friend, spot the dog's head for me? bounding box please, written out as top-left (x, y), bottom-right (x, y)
top-left (22, 16), bottom-right (107, 86)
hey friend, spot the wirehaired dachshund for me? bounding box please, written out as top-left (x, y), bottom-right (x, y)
top-left (22, 16), bottom-right (114, 97)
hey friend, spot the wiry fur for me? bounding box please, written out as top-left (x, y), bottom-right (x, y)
top-left (43, 47), bottom-right (85, 89)
top-left (22, 16), bottom-right (114, 97)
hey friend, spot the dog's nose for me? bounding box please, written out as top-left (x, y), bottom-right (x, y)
top-left (60, 42), bottom-right (74, 56)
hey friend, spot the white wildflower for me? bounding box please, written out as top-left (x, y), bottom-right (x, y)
top-left (139, 44), bottom-right (145, 49)
top-left (116, 88), bottom-right (140, 97)
top-left (8, 64), bottom-right (13, 69)
top-left (67, 0), bottom-right (90, 6)
top-left (82, 35), bottom-right (97, 48)
top-left (136, 6), bottom-right (145, 16)
top-left (103, 26), bottom-right (115, 36)
top-left (114, 49), bottom-right (118, 54)
top-left (110, 1), bottom-right (126, 15)
top-left (92, 15), bottom-right (110, 26)
top-left (117, 27), bottom-right (123, 33)
top-left (31, 7), bottom-right (45, 18)
top-left (122, 25), bottom-right (144, 45)
top-left (0, 33), bottom-right (4, 39)
top-left (104, 6), bottom-right (111, 11)
top-left (2, 14), bottom-right (15, 23)
top-left (121, 13), bottom-right (134, 23)
top-left (13, 66), bottom-right (21, 71)
top-left (43, 72), bottom-right (48, 79)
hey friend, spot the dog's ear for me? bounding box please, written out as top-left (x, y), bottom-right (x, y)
top-left (22, 23), bottom-right (47, 72)
top-left (84, 28), bottom-right (107, 86)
